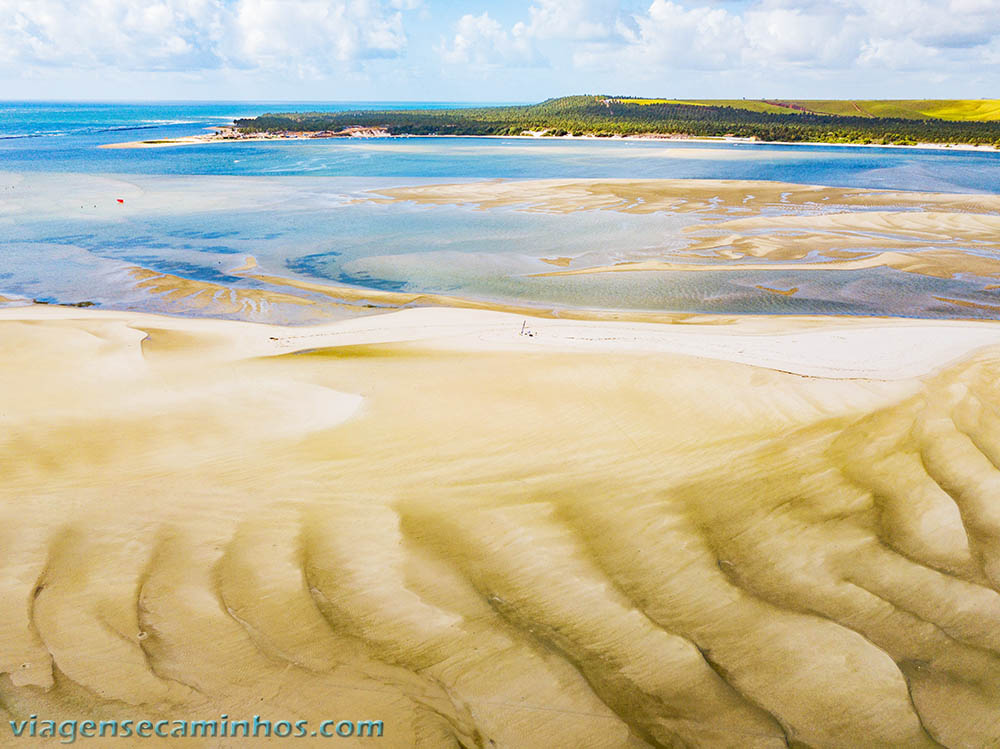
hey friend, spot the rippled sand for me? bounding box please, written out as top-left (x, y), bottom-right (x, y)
top-left (4, 306), bottom-right (1000, 746)
top-left (372, 179), bottom-right (1000, 284)
top-left (123, 255), bottom-right (713, 325)
top-left (370, 178), bottom-right (1000, 216)
top-left (7, 173), bottom-right (1000, 321)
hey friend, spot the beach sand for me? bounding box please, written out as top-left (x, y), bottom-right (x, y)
top-left (100, 132), bottom-right (1000, 154)
top-left (4, 304), bottom-right (1000, 746)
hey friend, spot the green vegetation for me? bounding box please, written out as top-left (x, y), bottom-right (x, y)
top-left (617, 98), bottom-right (801, 115)
top-left (235, 95), bottom-right (1000, 147)
top-left (917, 100), bottom-right (1000, 121)
top-left (623, 98), bottom-right (1000, 121)
top-left (697, 100), bottom-right (800, 114)
top-left (754, 99), bottom-right (1000, 121)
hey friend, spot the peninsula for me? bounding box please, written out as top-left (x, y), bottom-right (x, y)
top-left (231, 95), bottom-right (1000, 147)
top-left (103, 96), bottom-right (1000, 150)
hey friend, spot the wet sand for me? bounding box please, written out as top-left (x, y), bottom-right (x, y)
top-left (368, 178), bottom-right (1000, 215)
top-left (372, 180), bottom-right (1000, 274)
top-left (8, 173), bottom-right (1000, 322)
top-left (4, 305), bottom-right (1000, 746)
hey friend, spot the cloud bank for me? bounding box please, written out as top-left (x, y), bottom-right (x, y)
top-left (1, 0), bottom-right (998, 98)
top-left (0, 0), bottom-right (417, 77)
top-left (440, 0), bottom-right (1000, 81)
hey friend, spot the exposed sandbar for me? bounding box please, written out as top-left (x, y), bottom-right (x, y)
top-left (371, 179), bottom-right (1000, 285)
top-left (528, 249), bottom-right (1000, 282)
top-left (369, 178), bottom-right (1000, 215)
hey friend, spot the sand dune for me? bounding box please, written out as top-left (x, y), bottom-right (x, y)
top-left (3, 305), bottom-right (1000, 746)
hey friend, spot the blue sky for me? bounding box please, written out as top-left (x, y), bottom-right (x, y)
top-left (2, 0), bottom-right (998, 101)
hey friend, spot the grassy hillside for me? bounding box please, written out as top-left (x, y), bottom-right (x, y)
top-left (678, 99), bottom-right (1000, 121)
top-left (615, 98), bottom-right (802, 115)
top-left (236, 95), bottom-right (1000, 146)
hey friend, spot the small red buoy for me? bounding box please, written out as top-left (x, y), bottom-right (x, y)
top-left (116, 198), bottom-right (124, 204)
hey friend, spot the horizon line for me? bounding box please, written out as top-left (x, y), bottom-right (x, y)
top-left (3, 96), bottom-right (999, 106)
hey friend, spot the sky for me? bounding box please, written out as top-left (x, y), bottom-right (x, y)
top-left (1, 0), bottom-right (998, 101)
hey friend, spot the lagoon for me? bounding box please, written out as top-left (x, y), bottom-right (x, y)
top-left (3, 102), bottom-right (1000, 322)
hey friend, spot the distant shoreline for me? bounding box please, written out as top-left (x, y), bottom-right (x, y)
top-left (100, 128), bottom-right (1000, 154)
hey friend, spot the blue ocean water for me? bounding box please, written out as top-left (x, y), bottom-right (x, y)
top-left (0, 100), bottom-right (491, 140)
top-left (3, 101), bottom-right (1000, 321)
top-left (0, 100), bottom-right (998, 192)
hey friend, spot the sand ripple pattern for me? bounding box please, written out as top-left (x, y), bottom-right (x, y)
top-left (373, 180), bottom-right (1000, 295)
top-left (4, 313), bottom-right (1000, 746)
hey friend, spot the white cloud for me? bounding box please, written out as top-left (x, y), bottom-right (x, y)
top-left (857, 37), bottom-right (940, 71)
top-left (526, 0), bottom-right (620, 41)
top-left (3, 0), bottom-right (999, 94)
top-left (437, 12), bottom-right (541, 68)
top-left (0, 0), bottom-right (418, 77)
top-left (742, 6), bottom-right (858, 67)
top-left (437, 0), bottom-right (621, 70)
top-left (614, 0), bottom-right (746, 70)
top-left (229, 0), bottom-right (408, 75)
top-left (438, 0), bottom-right (1000, 85)
top-left (1, 0), bottom-right (225, 70)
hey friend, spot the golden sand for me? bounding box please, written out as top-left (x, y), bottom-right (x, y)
top-left (99, 135), bottom-right (217, 149)
top-left (3, 305), bottom-right (1000, 746)
top-left (370, 178), bottom-right (1000, 216)
top-left (528, 249), bottom-right (1000, 282)
top-left (128, 266), bottom-right (350, 320)
top-left (229, 255), bottom-right (259, 273)
top-left (7, 176), bottom-right (1000, 746)
top-left (755, 285), bottom-right (799, 296)
top-left (372, 180), bottom-right (1000, 284)
top-left (934, 296), bottom-right (1000, 313)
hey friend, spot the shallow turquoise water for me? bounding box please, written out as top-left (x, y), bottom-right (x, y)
top-left (2, 101), bottom-right (999, 192)
top-left (2, 102), bottom-right (1000, 321)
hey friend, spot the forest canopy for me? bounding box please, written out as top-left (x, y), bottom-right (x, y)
top-left (234, 96), bottom-right (1000, 146)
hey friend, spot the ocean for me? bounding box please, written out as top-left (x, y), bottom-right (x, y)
top-left (2, 100), bottom-right (1000, 190)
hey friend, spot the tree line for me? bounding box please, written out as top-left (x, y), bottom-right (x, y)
top-left (234, 95), bottom-right (1000, 147)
